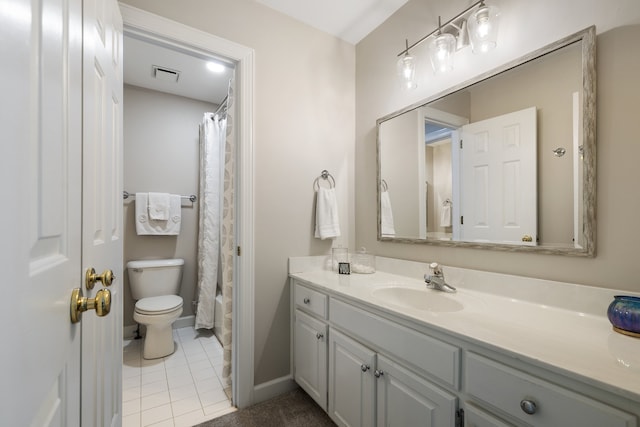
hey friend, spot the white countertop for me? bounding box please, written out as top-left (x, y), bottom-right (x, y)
top-left (289, 263), bottom-right (640, 402)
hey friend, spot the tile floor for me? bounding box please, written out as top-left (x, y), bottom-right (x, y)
top-left (122, 327), bottom-right (236, 427)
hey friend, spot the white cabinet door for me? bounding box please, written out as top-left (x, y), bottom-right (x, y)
top-left (464, 403), bottom-right (513, 427)
top-left (294, 309), bottom-right (328, 410)
top-left (376, 355), bottom-right (457, 427)
top-left (329, 329), bottom-right (376, 427)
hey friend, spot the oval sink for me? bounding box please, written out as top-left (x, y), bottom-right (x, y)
top-left (372, 286), bottom-right (464, 312)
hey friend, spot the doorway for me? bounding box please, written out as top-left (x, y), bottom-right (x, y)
top-left (120, 2), bottom-right (256, 414)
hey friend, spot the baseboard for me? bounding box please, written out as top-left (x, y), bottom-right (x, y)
top-left (173, 315), bottom-right (195, 329)
top-left (123, 315), bottom-right (195, 339)
top-left (252, 375), bottom-right (297, 405)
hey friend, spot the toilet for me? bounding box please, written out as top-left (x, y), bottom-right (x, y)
top-left (127, 258), bottom-right (184, 359)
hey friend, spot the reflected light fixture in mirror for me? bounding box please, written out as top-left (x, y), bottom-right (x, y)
top-left (396, 0), bottom-right (500, 79)
top-left (397, 39), bottom-right (417, 89)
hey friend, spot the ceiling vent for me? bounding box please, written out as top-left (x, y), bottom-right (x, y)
top-left (152, 65), bottom-right (180, 83)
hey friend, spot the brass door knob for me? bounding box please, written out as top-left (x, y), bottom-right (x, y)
top-left (85, 268), bottom-right (115, 289)
top-left (70, 288), bottom-right (111, 324)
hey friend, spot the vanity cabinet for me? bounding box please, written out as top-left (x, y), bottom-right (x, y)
top-left (294, 280), bottom-right (459, 427)
top-left (291, 277), bottom-right (638, 427)
top-left (292, 282), bottom-right (329, 410)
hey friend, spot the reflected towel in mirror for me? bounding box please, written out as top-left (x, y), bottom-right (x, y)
top-left (440, 202), bottom-right (452, 227)
top-left (381, 190), bottom-right (395, 237)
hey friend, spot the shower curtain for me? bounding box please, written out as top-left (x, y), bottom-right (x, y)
top-left (195, 112), bottom-right (226, 330)
top-left (196, 79), bottom-right (235, 398)
top-left (219, 80), bottom-right (235, 397)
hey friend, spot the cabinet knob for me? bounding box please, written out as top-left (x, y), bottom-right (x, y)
top-left (374, 369), bottom-right (384, 378)
top-left (316, 332), bottom-right (324, 340)
top-left (360, 364), bottom-right (370, 372)
top-left (303, 297), bottom-right (310, 304)
top-left (520, 399), bottom-right (537, 415)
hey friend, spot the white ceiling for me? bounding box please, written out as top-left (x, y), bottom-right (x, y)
top-left (124, 1), bottom-right (406, 103)
top-left (123, 35), bottom-right (233, 105)
top-left (256, 0), bottom-right (410, 44)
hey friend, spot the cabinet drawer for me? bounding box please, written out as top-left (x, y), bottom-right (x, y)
top-left (330, 298), bottom-right (460, 389)
top-left (465, 352), bottom-right (636, 427)
top-left (294, 282), bottom-right (328, 319)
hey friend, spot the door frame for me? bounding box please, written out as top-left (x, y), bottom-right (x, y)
top-left (119, 4), bottom-right (256, 408)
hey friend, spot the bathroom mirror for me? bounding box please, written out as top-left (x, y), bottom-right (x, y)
top-left (377, 26), bottom-right (595, 256)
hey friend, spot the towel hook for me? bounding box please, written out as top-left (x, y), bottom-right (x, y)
top-left (381, 179), bottom-right (389, 192)
top-left (313, 170), bottom-right (336, 190)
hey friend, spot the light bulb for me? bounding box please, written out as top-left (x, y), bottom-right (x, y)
top-left (429, 32), bottom-right (455, 74)
top-left (397, 53), bottom-right (417, 89)
top-left (206, 62), bottom-right (225, 73)
top-left (468, 3), bottom-right (500, 54)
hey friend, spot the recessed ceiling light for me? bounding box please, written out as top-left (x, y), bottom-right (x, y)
top-left (206, 62), bottom-right (225, 73)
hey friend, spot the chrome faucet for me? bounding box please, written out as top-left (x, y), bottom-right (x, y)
top-left (424, 263), bottom-right (456, 293)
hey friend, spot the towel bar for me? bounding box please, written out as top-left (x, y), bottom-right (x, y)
top-left (313, 170), bottom-right (336, 190)
top-left (123, 191), bottom-right (197, 203)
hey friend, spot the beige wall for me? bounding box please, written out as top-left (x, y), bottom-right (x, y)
top-left (356, 0), bottom-right (640, 292)
top-left (123, 85), bottom-right (215, 327)
top-left (380, 109), bottom-right (421, 237)
top-left (121, 0), bottom-right (356, 385)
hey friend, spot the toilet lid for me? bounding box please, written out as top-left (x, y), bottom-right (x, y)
top-left (135, 295), bottom-right (183, 315)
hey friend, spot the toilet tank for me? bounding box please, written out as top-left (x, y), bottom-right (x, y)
top-left (127, 258), bottom-right (184, 300)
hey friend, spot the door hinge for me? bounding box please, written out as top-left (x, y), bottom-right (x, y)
top-left (460, 216), bottom-right (464, 225)
top-left (460, 139), bottom-right (463, 149)
top-left (237, 246), bottom-right (241, 256)
top-left (455, 408), bottom-right (464, 427)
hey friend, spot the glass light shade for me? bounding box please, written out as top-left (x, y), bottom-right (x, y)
top-left (468, 3), bottom-right (500, 53)
top-left (397, 53), bottom-right (417, 89)
top-left (428, 32), bottom-right (456, 74)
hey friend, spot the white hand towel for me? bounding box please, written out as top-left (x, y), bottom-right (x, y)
top-left (136, 193), bottom-right (182, 235)
top-left (148, 192), bottom-right (171, 220)
top-left (440, 204), bottom-right (452, 227)
top-left (314, 187), bottom-right (340, 240)
top-left (380, 190), bottom-right (396, 237)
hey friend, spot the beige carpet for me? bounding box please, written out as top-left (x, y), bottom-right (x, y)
top-left (195, 388), bottom-right (335, 427)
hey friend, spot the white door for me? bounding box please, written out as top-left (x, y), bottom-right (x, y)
top-left (328, 329), bottom-right (376, 427)
top-left (0, 0), bottom-right (122, 425)
top-left (294, 310), bottom-right (328, 410)
top-left (460, 107), bottom-right (537, 245)
top-left (81, 0), bottom-right (124, 426)
top-left (376, 355), bottom-right (457, 427)
top-left (1, 0), bottom-right (83, 425)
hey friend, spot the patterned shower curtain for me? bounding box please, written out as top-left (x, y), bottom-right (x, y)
top-left (219, 79), bottom-right (235, 398)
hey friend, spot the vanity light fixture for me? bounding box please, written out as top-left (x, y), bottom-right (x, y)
top-left (429, 17), bottom-right (456, 74)
top-left (397, 39), bottom-right (418, 89)
top-left (467, 1), bottom-right (500, 53)
top-left (396, 0), bottom-right (500, 78)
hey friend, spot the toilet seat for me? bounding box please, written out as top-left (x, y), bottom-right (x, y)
top-left (135, 295), bottom-right (183, 315)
